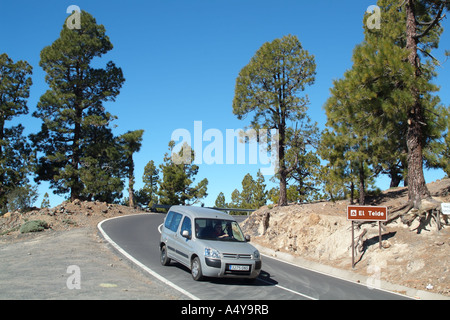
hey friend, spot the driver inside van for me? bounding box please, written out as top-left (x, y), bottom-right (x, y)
top-left (214, 223), bottom-right (228, 239)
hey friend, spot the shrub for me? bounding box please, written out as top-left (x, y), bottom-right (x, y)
top-left (20, 220), bottom-right (49, 234)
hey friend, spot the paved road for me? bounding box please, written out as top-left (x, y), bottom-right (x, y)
top-left (98, 213), bottom-right (411, 300)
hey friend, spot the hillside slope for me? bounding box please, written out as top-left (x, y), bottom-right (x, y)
top-left (0, 200), bottom-right (144, 240)
top-left (241, 178), bottom-right (450, 297)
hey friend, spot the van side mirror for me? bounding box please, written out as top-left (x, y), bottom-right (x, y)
top-left (245, 235), bottom-right (251, 242)
top-left (182, 230), bottom-right (191, 239)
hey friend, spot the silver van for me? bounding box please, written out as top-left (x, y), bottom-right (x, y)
top-left (159, 206), bottom-right (262, 281)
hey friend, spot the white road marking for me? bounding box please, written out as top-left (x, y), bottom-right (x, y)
top-left (258, 278), bottom-right (317, 300)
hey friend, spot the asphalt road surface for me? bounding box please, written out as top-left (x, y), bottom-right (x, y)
top-left (98, 213), bottom-right (411, 300)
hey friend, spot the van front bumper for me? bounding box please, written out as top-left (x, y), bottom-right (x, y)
top-left (203, 257), bottom-right (262, 279)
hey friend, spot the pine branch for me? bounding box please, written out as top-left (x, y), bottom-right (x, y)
top-left (414, 4), bottom-right (445, 40)
top-left (398, 0), bottom-right (408, 9)
top-left (418, 47), bottom-right (442, 66)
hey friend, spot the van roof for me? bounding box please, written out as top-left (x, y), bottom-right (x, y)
top-left (168, 206), bottom-right (235, 220)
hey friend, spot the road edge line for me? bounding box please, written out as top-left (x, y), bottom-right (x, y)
top-left (97, 215), bottom-right (200, 300)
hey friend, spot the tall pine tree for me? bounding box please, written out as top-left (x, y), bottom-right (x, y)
top-left (323, 0), bottom-right (447, 207)
top-left (233, 34), bottom-right (316, 206)
top-left (118, 130), bottom-right (144, 207)
top-left (31, 10), bottom-right (125, 201)
top-left (401, 0), bottom-right (449, 208)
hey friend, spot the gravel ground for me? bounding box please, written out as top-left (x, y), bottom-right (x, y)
top-left (0, 227), bottom-right (186, 300)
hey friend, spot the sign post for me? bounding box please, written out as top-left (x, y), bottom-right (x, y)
top-left (347, 206), bottom-right (388, 268)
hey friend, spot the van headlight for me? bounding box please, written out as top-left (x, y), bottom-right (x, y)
top-left (204, 248), bottom-right (221, 259)
top-left (253, 250), bottom-right (260, 260)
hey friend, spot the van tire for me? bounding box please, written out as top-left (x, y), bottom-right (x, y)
top-left (191, 256), bottom-right (204, 281)
top-left (160, 245), bottom-right (171, 266)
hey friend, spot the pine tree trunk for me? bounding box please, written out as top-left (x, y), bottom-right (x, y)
top-left (279, 173), bottom-right (288, 206)
top-left (71, 106), bottom-right (83, 202)
top-left (128, 159), bottom-right (135, 208)
top-left (359, 163), bottom-right (366, 206)
top-left (0, 118), bottom-right (5, 208)
top-left (278, 123), bottom-right (288, 206)
top-left (405, 0), bottom-right (431, 209)
top-left (350, 182), bottom-right (355, 205)
top-left (128, 182), bottom-right (135, 207)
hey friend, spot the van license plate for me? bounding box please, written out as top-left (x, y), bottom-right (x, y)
top-left (229, 265), bottom-right (250, 271)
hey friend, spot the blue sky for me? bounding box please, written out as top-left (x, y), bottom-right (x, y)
top-left (1, 0), bottom-right (449, 207)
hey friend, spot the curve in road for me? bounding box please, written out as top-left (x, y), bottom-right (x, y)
top-left (98, 213), bottom-right (410, 300)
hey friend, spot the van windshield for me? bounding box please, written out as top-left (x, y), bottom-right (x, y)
top-left (195, 218), bottom-right (246, 242)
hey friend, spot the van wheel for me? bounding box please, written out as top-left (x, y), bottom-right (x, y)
top-left (160, 245), bottom-right (171, 266)
top-left (191, 256), bottom-right (204, 281)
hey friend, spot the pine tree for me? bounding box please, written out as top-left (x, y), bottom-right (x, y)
top-left (31, 11), bottom-right (125, 201)
top-left (0, 53), bottom-right (33, 211)
top-left (136, 160), bottom-right (159, 208)
top-left (214, 192), bottom-right (226, 208)
top-left (323, 68), bottom-right (380, 205)
top-left (229, 171), bottom-right (268, 210)
top-left (240, 173), bottom-right (256, 209)
top-left (401, 0), bottom-right (449, 208)
top-left (318, 129), bottom-right (354, 203)
top-left (233, 34), bottom-right (316, 206)
top-left (253, 170), bottom-right (268, 208)
top-left (267, 187), bottom-right (280, 205)
top-left (322, 0), bottom-right (448, 206)
top-left (118, 130), bottom-right (144, 207)
top-left (230, 189), bottom-right (242, 209)
top-left (41, 192), bottom-right (50, 209)
top-left (158, 141), bottom-right (208, 206)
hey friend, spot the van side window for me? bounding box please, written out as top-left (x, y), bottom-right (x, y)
top-left (165, 211), bottom-right (182, 232)
top-left (180, 216), bottom-right (192, 237)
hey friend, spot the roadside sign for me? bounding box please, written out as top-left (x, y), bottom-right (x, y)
top-left (347, 205), bottom-right (388, 222)
top-left (347, 205), bottom-right (388, 268)
top-left (441, 203), bottom-right (450, 215)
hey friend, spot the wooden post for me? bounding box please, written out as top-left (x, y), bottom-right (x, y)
top-left (437, 209), bottom-right (440, 234)
top-left (352, 221), bottom-right (355, 269)
top-left (379, 222), bottom-right (382, 249)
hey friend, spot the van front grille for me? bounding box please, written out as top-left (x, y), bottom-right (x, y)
top-left (222, 253), bottom-right (252, 259)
